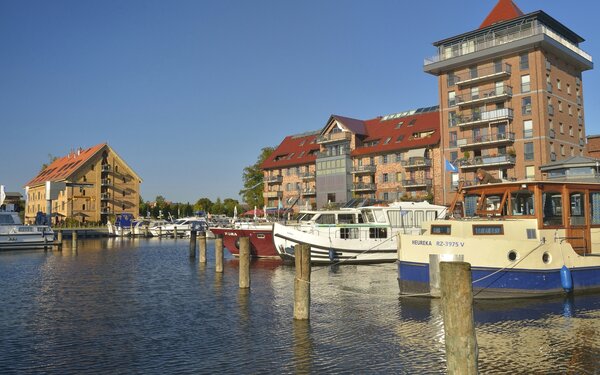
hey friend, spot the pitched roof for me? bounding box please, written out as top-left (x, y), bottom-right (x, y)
top-left (351, 109), bottom-right (440, 157)
top-left (261, 132), bottom-right (321, 170)
top-left (329, 115), bottom-right (366, 136)
top-left (479, 0), bottom-right (523, 29)
top-left (26, 143), bottom-right (107, 186)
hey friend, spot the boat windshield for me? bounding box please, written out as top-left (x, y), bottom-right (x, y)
top-left (0, 213), bottom-right (17, 225)
top-left (298, 213), bottom-right (316, 222)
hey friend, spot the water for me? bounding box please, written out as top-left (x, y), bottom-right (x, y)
top-left (1, 238), bottom-right (599, 374)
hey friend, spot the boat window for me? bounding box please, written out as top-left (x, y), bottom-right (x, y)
top-left (357, 214), bottom-right (364, 224)
top-left (425, 210), bottom-right (438, 221)
top-left (340, 227), bottom-right (359, 239)
top-left (569, 192), bottom-right (586, 226)
top-left (591, 192), bottom-right (600, 225)
top-left (369, 227), bottom-right (387, 239)
top-left (543, 191), bottom-right (563, 227)
top-left (363, 210), bottom-right (375, 223)
top-left (472, 224), bottom-right (504, 235)
top-left (315, 214), bottom-right (336, 224)
top-left (431, 225), bottom-right (451, 235)
top-left (414, 211), bottom-right (425, 227)
top-left (337, 214), bottom-right (355, 224)
top-left (298, 213), bottom-right (316, 222)
top-left (464, 195), bottom-right (478, 217)
top-left (0, 214), bottom-right (15, 225)
top-left (403, 211), bottom-right (414, 227)
top-left (373, 209), bottom-right (386, 223)
top-left (387, 210), bottom-right (405, 228)
top-left (480, 194), bottom-right (507, 215)
top-left (510, 189), bottom-right (535, 216)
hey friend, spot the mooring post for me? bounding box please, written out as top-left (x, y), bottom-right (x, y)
top-left (72, 230), bottom-right (78, 250)
top-left (189, 230), bottom-right (197, 258)
top-left (174, 227), bottom-right (178, 239)
top-left (440, 261), bottom-right (478, 374)
top-left (144, 226), bottom-right (149, 237)
top-left (215, 235), bottom-right (224, 273)
top-left (57, 230), bottom-right (63, 247)
top-left (239, 236), bottom-right (250, 289)
top-left (158, 226), bottom-right (162, 237)
top-left (199, 231), bottom-right (207, 263)
top-left (294, 243), bottom-right (311, 320)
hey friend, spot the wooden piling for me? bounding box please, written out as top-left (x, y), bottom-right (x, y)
top-left (174, 227), bottom-right (178, 239)
top-left (189, 230), bottom-right (197, 258)
top-left (294, 243), bottom-right (311, 320)
top-left (144, 226), bottom-right (149, 237)
top-left (56, 230), bottom-right (63, 250)
top-left (72, 230), bottom-right (78, 249)
top-left (440, 261), bottom-right (478, 374)
top-left (239, 236), bottom-right (250, 289)
top-left (199, 231), bottom-right (207, 263)
top-left (215, 235), bottom-right (224, 273)
top-left (158, 226), bottom-right (162, 237)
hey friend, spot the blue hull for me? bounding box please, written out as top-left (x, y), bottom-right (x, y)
top-left (397, 261), bottom-right (600, 299)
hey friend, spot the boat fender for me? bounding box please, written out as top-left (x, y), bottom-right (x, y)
top-left (328, 248), bottom-right (337, 262)
top-left (560, 265), bottom-right (573, 293)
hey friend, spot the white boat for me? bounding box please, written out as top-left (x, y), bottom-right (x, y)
top-left (149, 217), bottom-right (208, 237)
top-left (0, 208), bottom-right (54, 250)
top-left (397, 180), bottom-right (600, 298)
top-left (273, 202), bottom-right (447, 264)
top-left (107, 213), bottom-right (135, 237)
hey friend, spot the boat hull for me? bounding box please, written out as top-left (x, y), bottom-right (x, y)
top-left (272, 223), bottom-right (397, 265)
top-left (210, 227), bottom-right (279, 258)
top-left (0, 232), bottom-right (55, 251)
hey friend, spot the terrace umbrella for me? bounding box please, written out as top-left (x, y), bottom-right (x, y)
top-left (263, 205), bottom-right (267, 219)
top-left (253, 206), bottom-right (257, 221)
top-left (233, 206), bottom-right (238, 221)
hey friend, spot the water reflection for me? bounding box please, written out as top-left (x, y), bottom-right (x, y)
top-left (1, 240), bottom-right (599, 373)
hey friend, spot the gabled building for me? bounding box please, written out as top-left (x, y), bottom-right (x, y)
top-left (24, 143), bottom-right (142, 224)
top-left (425, 0), bottom-right (593, 203)
top-left (262, 106), bottom-right (441, 210)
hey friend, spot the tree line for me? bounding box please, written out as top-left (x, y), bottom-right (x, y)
top-left (139, 195), bottom-right (240, 219)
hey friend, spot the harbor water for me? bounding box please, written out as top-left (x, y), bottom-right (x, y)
top-left (1, 238), bottom-right (599, 374)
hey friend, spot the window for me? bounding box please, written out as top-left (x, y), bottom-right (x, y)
top-left (448, 91), bottom-right (456, 107)
top-left (369, 227), bottom-right (387, 239)
top-left (448, 111), bottom-right (458, 127)
top-left (570, 192), bottom-right (585, 226)
top-left (557, 79), bottom-right (562, 90)
top-left (384, 137), bottom-right (391, 145)
top-left (316, 214), bottom-right (336, 224)
top-left (449, 131), bottom-right (457, 147)
top-left (511, 189), bottom-right (534, 215)
top-left (523, 120), bottom-right (533, 139)
top-left (558, 101), bottom-right (563, 112)
top-left (471, 87), bottom-right (479, 100)
top-left (522, 97), bottom-right (532, 115)
top-left (382, 155), bottom-right (388, 164)
top-left (340, 227), bottom-right (359, 239)
top-left (569, 126), bottom-right (574, 137)
top-left (568, 105), bottom-right (572, 116)
top-left (590, 192), bottom-right (600, 225)
top-left (520, 53), bottom-right (529, 70)
top-left (525, 165), bottom-right (535, 179)
top-left (560, 122), bottom-right (564, 134)
top-left (395, 153), bottom-right (403, 162)
top-left (560, 144), bottom-right (565, 156)
top-left (383, 192), bottom-right (389, 201)
top-left (383, 173), bottom-right (389, 183)
top-left (524, 143), bottom-right (534, 160)
top-left (472, 225), bottom-right (504, 235)
top-left (567, 84), bottom-right (571, 95)
top-left (447, 72), bottom-right (457, 87)
top-left (521, 75), bottom-right (530, 93)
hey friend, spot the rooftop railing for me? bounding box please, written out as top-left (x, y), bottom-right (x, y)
top-left (425, 20), bottom-right (592, 66)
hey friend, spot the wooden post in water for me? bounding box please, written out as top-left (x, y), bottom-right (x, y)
top-left (174, 227), bottom-right (178, 239)
top-left (189, 230), bottom-right (197, 258)
top-left (72, 230), bottom-right (78, 250)
top-left (440, 261), bottom-right (478, 374)
top-left (294, 243), bottom-right (311, 320)
top-left (144, 226), bottom-right (149, 237)
top-left (239, 236), bottom-right (250, 289)
top-left (158, 226), bottom-right (162, 237)
top-left (199, 231), bottom-right (207, 263)
top-left (215, 235), bottom-right (224, 273)
top-left (57, 230), bottom-right (63, 250)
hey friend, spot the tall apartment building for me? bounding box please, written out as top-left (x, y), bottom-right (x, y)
top-left (262, 107), bottom-right (441, 210)
top-left (424, 0), bottom-right (593, 204)
top-left (24, 143), bottom-right (142, 224)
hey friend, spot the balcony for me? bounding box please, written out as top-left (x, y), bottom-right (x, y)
top-left (316, 147), bottom-right (351, 158)
top-left (457, 132), bottom-right (515, 149)
top-left (263, 191), bottom-right (283, 198)
top-left (456, 85), bottom-right (512, 108)
top-left (101, 164), bottom-right (111, 172)
top-left (401, 157), bottom-right (432, 169)
top-left (351, 164), bottom-right (376, 174)
top-left (459, 155), bottom-right (516, 170)
top-left (301, 188), bottom-right (316, 196)
top-left (456, 108), bottom-right (513, 129)
top-left (100, 207), bottom-right (113, 214)
top-left (101, 179), bottom-right (111, 186)
top-left (456, 63), bottom-right (512, 87)
top-left (402, 179), bottom-right (432, 188)
top-left (265, 175), bottom-right (283, 184)
top-left (301, 172), bottom-right (316, 181)
top-left (317, 132), bottom-right (352, 144)
top-left (351, 183), bottom-right (376, 192)
top-left (101, 193), bottom-right (111, 200)
top-left (424, 20), bottom-right (592, 69)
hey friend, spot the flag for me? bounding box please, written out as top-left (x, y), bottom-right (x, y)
top-left (445, 158), bottom-right (458, 173)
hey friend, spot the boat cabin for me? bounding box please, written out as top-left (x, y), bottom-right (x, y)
top-left (450, 181), bottom-right (600, 255)
top-left (296, 210), bottom-right (363, 225)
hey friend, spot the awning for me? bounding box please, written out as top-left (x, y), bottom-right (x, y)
top-left (406, 148), bottom-right (426, 158)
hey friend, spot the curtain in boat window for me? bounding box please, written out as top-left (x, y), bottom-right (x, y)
top-left (591, 192), bottom-right (600, 225)
top-left (387, 210), bottom-right (404, 228)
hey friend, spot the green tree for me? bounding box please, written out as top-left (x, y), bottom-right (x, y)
top-left (212, 198), bottom-right (224, 215)
top-left (240, 146), bottom-right (274, 208)
top-left (155, 195), bottom-right (166, 208)
top-left (194, 198), bottom-right (213, 213)
top-left (223, 198), bottom-right (240, 217)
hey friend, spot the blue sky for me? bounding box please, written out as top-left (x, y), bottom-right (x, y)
top-left (2, 0), bottom-right (600, 203)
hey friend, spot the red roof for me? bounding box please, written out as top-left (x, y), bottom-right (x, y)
top-left (479, 0), bottom-right (524, 29)
top-left (261, 133), bottom-right (320, 169)
top-left (351, 110), bottom-right (440, 157)
top-left (262, 108), bottom-right (441, 169)
top-left (26, 143), bottom-right (107, 186)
